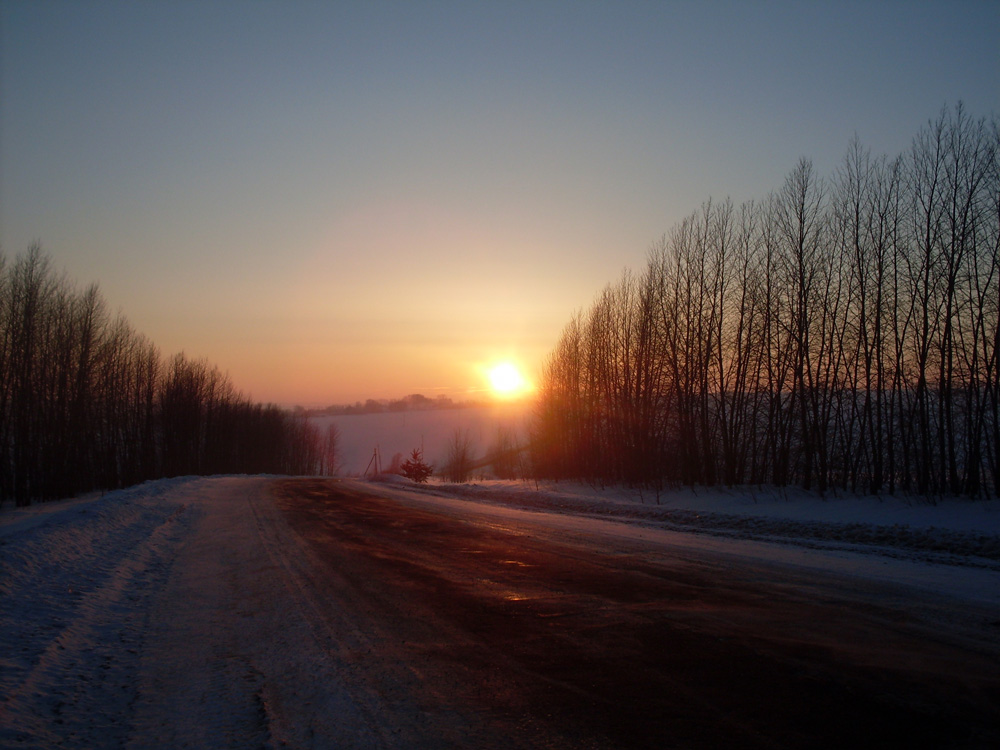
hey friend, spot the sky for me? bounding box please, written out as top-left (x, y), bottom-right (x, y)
top-left (1, 1), bottom-right (998, 407)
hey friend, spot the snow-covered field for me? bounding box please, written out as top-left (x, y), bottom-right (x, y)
top-left (2, 474), bottom-right (999, 747)
top-left (313, 402), bottom-right (532, 475)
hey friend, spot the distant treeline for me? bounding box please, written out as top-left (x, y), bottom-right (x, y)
top-left (532, 104), bottom-right (999, 498)
top-left (0, 247), bottom-right (333, 507)
top-left (308, 393), bottom-right (468, 416)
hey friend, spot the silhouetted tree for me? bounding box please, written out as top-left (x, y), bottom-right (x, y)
top-left (0, 246), bottom-right (340, 506)
top-left (443, 429), bottom-right (475, 483)
top-left (531, 104), bottom-right (999, 498)
top-left (401, 448), bottom-right (433, 483)
top-left (488, 426), bottom-right (523, 479)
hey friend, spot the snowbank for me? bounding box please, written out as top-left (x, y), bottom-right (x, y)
top-left (397, 479), bottom-right (1000, 570)
top-left (0, 478), bottom-right (197, 748)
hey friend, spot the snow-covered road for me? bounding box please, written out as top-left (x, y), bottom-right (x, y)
top-left (2, 477), bottom-right (406, 749)
top-left (2, 476), bottom-right (1000, 748)
top-left (124, 477), bottom-right (398, 748)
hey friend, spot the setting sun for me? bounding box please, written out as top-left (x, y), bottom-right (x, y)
top-left (487, 362), bottom-right (530, 398)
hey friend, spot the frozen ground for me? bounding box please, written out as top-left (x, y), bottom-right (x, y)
top-left (364, 476), bottom-right (1000, 609)
top-left (1, 475), bottom-right (999, 747)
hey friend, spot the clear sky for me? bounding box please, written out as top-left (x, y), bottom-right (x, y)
top-left (2, 1), bottom-right (997, 406)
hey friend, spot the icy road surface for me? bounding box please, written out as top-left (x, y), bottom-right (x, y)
top-left (2, 476), bottom-right (999, 748)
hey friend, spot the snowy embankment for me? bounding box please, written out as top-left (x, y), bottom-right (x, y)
top-left (0, 478), bottom-right (195, 748)
top-left (382, 476), bottom-right (1000, 573)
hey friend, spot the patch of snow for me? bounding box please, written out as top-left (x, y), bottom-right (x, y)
top-left (0, 478), bottom-right (196, 748)
top-left (370, 472), bottom-right (417, 486)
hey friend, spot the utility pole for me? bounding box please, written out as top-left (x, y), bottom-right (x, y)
top-left (364, 445), bottom-right (381, 478)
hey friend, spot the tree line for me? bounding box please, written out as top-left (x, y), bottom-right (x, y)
top-left (0, 246), bottom-right (330, 507)
top-left (531, 104), bottom-right (999, 498)
top-left (309, 393), bottom-right (461, 416)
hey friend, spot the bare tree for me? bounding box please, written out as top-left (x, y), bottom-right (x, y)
top-left (321, 423), bottom-right (340, 476)
top-left (443, 428), bottom-right (475, 483)
top-left (531, 105), bottom-right (998, 498)
top-left (0, 246), bottom-right (341, 506)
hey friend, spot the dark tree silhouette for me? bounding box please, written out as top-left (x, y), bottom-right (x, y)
top-left (0, 246), bottom-right (325, 506)
top-left (400, 448), bottom-right (432, 483)
top-left (532, 105), bottom-right (999, 498)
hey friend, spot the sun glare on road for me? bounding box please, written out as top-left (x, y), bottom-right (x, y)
top-left (487, 362), bottom-right (530, 399)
